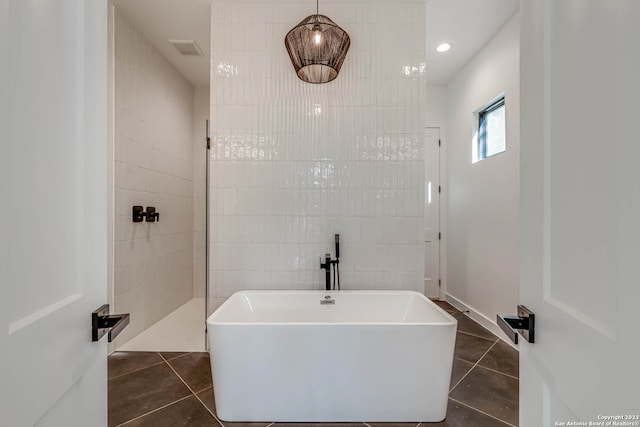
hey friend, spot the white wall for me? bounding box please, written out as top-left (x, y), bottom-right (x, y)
top-left (445, 13), bottom-right (520, 329)
top-left (208, 1), bottom-right (427, 309)
top-left (193, 86), bottom-right (209, 298)
top-left (426, 85), bottom-right (447, 128)
top-left (112, 9), bottom-right (195, 346)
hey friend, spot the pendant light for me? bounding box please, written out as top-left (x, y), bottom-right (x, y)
top-left (284, 0), bottom-right (351, 84)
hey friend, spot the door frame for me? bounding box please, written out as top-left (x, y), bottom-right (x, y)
top-left (424, 127), bottom-right (444, 299)
top-left (106, 0), bottom-right (116, 355)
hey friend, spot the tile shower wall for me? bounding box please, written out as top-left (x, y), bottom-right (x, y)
top-left (209, 1), bottom-right (427, 308)
top-left (113, 9), bottom-right (195, 346)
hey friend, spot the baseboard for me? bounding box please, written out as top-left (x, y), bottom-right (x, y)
top-left (444, 293), bottom-right (518, 350)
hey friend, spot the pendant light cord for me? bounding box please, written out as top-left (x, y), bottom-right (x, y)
top-left (316, 0), bottom-right (319, 15)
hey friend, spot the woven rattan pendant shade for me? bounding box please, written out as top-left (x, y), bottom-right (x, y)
top-left (285, 14), bottom-right (350, 84)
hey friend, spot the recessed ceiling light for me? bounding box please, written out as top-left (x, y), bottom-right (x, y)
top-left (436, 43), bottom-right (451, 53)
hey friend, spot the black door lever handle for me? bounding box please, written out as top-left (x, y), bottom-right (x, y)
top-left (92, 304), bottom-right (130, 342)
top-left (497, 305), bottom-right (535, 344)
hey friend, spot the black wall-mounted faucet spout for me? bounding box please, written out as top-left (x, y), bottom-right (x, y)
top-left (320, 253), bottom-right (332, 291)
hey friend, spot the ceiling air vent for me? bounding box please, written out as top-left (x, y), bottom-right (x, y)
top-left (169, 40), bottom-right (203, 56)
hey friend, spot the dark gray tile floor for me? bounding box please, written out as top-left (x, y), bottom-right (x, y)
top-left (108, 301), bottom-right (518, 427)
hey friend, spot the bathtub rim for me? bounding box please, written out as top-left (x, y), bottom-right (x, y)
top-left (206, 289), bottom-right (458, 327)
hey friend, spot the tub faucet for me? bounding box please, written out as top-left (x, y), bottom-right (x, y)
top-left (319, 234), bottom-right (341, 291)
top-left (320, 253), bottom-right (332, 291)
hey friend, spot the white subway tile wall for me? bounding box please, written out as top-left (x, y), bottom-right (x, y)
top-left (208, 1), bottom-right (426, 309)
top-left (113, 9), bottom-right (195, 346)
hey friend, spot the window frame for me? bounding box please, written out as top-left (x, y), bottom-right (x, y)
top-left (477, 96), bottom-right (506, 161)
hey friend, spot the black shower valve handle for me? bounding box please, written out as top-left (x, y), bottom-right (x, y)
top-left (145, 207), bottom-right (160, 223)
top-left (132, 205), bottom-right (147, 222)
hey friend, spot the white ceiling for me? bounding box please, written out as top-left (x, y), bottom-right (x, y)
top-left (426, 0), bottom-right (519, 85)
top-left (113, 0), bottom-right (519, 88)
top-left (112, 0), bottom-right (212, 87)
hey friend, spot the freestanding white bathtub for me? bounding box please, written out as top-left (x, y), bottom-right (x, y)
top-left (206, 290), bottom-right (457, 422)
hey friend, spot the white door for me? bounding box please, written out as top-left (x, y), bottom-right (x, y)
top-left (0, 1), bottom-right (109, 426)
top-left (519, 1), bottom-right (640, 425)
top-left (424, 128), bottom-right (441, 298)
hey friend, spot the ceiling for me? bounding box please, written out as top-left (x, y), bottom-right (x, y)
top-left (113, 0), bottom-right (519, 88)
top-left (112, 0), bottom-right (212, 87)
top-left (426, 0), bottom-right (519, 85)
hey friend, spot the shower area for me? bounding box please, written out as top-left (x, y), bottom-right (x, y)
top-left (110, 6), bottom-right (211, 352)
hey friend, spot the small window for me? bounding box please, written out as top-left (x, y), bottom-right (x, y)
top-left (477, 97), bottom-right (506, 161)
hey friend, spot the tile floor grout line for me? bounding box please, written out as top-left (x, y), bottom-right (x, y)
top-left (473, 363), bottom-right (520, 381)
top-left (449, 339), bottom-right (500, 393)
top-left (192, 392), bottom-right (224, 427)
top-left (187, 382), bottom-right (256, 426)
top-left (108, 360), bottom-right (167, 381)
top-left (159, 351), bottom-right (193, 362)
top-left (454, 311), bottom-right (505, 340)
top-left (452, 355), bottom-right (519, 380)
top-left (114, 394), bottom-right (193, 427)
top-left (457, 329), bottom-right (499, 342)
top-left (191, 385), bottom-right (220, 395)
top-left (158, 352), bottom-right (224, 427)
top-left (449, 397), bottom-right (517, 427)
